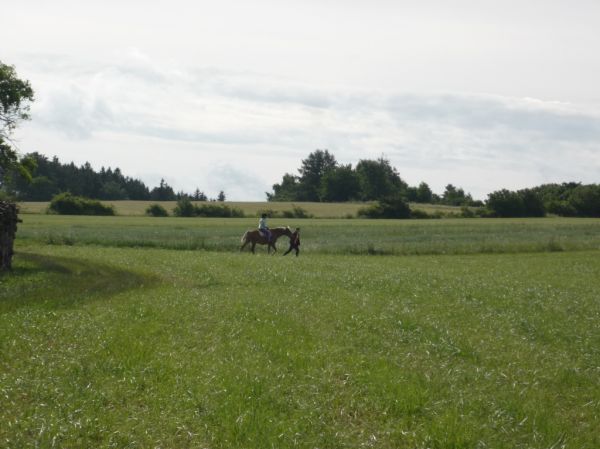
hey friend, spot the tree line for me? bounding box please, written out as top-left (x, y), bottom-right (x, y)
top-left (2, 152), bottom-right (226, 202)
top-left (486, 183), bottom-right (600, 218)
top-left (267, 149), bottom-right (481, 206)
top-left (268, 150), bottom-right (600, 218)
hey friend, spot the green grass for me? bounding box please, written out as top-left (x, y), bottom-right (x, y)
top-left (17, 200), bottom-right (462, 218)
top-left (14, 214), bottom-right (600, 255)
top-left (2, 242), bottom-right (599, 448)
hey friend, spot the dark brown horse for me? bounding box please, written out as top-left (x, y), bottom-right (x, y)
top-left (240, 226), bottom-right (293, 254)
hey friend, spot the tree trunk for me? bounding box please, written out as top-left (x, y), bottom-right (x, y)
top-left (0, 201), bottom-right (20, 271)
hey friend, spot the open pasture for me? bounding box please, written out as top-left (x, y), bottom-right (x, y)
top-left (2, 216), bottom-right (600, 448)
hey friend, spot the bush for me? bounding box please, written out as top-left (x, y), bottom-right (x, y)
top-left (486, 189), bottom-right (545, 217)
top-left (173, 198), bottom-right (195, 217)
top-left (174, 200), bottom-right (245, 218)
top-left (48, 193), bottom-right (115, 216)
top-left (146, 203), bottom-right (169, 217)
top-left (473, 207), bottom-right (494, 218)
top-left (358, 196), bottom-right (411, 219)
top-left (410, 209), bottom-right (437, 219)
top-left (282, 205), bottom-right (313, 219)
top-left (546, 200), bottom-right (577, 217)
top-left (258, 206), bottom-right (313, 219)
top-left (460, 206), bottom-right (476, 218)
top-left (567, 184), bottom-right (600, 217)
top-left (194, 204), bottom-right (244, 218)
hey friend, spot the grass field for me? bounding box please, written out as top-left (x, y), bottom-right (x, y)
top-left (2, 215), bottom-right (600, 448)
top-left (17, 200), bottom-right (463, 218)
top-left (14, 214), bottom-right (600, 255)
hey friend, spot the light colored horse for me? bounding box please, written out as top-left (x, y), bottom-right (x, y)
top-left (240, 226), bottom-right (293, 254)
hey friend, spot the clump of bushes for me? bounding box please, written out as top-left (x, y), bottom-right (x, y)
top-left (173, 198), bottom-right (244, 217)
top-left (257, 205), bottom-right (313, 219)
top-left (284, 205), bottom-right (313, 218)
top-left (195, 203), bottom-right (244, 217)
top-left (358, 196), bottom-right (411, 219)
top-left (564, 185), bottom-right (600, 217)
top-left (486, 189), bottom-right (545, 218)
top-left (146, 203), bottom-right (169, 217)
top-left (174, 198), bottom-right (195, 217)
top-left (48, 193), bottom-right (115, 216)
top-left (410, 209), bottom-right (441, 219)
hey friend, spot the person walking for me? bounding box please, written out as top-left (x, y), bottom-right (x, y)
top-left (283, 227), bottom-right (300, 256)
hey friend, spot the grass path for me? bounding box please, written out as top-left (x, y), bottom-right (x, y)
top-left (2, 244), bottom-right (599, 448)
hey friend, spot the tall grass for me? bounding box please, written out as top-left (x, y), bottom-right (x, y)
top-left (14, 215), bottom-right (600, 255)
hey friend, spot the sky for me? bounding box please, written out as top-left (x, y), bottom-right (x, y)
top-left (2, 0), bottom-right (600, 200)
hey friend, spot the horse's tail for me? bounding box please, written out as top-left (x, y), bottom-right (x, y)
top-left (241, 230), bottom-right (249, 243)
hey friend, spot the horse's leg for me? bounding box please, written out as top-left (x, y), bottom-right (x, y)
top-left (251, 242), bottom-right (256, 254)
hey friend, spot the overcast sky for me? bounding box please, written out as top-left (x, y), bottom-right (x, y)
top-left (2, 0), bottom-right (600, 200)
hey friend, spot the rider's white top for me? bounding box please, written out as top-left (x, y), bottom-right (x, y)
top-left (259, 217), bottom-right (268, 229)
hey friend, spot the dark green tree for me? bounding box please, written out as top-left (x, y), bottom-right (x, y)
top-left (416, 182), bottom-right (434, 203)
top-left (267, 173), bottom-right (301, 201)
top-left (442, 184), bottom-right (474, 206)
top-left (26, 176), bottom-right (58, 201)
top-left (567, 184), bottom-right (600, 217)
top-left (150, 179), bottom-right (176, 201)
top-left (320, 164), bottom-right (361, 202)
top-left (486, 188), bottom-right (545, 217)
top-left (217, 190), bottom-right (226, 202)
top-left (193, 188), bottom-right (207, 201)
top-left (0, 61), bottom-right (35, 185)
top-left (297, 149), bottom-right (337, 201)
top-left (100, 181), bottom-right (127, 200)
top-left (355, 157), bottom-right (406, 201)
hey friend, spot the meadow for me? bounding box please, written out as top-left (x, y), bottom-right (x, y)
top-left (2, 213), bottom-right (600, 448)
top-left (13, 214), bottom-right (600, 255)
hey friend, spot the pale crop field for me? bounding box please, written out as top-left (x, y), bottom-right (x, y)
top-left (1, 216), bottom-right (599, 448)
top-left (17, 200), bottom-right (463, 218)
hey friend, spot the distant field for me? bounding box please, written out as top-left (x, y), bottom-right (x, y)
top-left (15, 214), bottom-right (600, 255)
top-left (17, 200), bottom-right (463, 218)
top-left (2, 243), bottom-right (599, 448)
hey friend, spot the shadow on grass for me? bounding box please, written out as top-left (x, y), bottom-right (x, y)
top-left (0, 252), bottom-right (159, 311)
